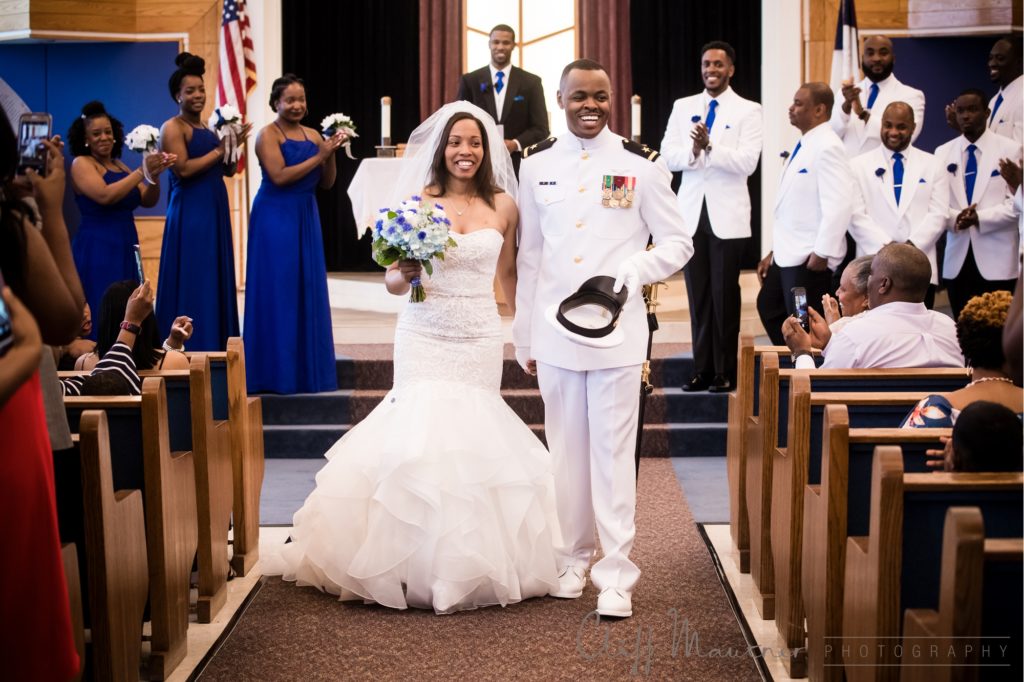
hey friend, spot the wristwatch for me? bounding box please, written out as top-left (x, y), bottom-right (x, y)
top-left (120, 321), bottom-right (142, 335)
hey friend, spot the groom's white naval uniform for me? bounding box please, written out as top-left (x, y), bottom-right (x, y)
top-left (514, 125), bottom-right (692, 607)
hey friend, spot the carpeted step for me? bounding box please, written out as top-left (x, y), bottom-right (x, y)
top-left (263, 424), bottom-right (347, 459)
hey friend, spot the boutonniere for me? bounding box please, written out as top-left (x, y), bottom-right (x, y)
top-left (947, 163), bottom-right (957, 175)
top-left (874, 167), bottom-right (886, 177)
top-left (514, 95), bottom-right (525, 102)
top-left (780, 151), bottom-right (790, 160)
top-left (690, 115), bottom-right (701, 123)
top-left (480, 82), bottom-right (489, 93)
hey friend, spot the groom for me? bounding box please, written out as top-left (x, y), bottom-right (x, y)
top-left (514, 59), bottom-right (692, 618)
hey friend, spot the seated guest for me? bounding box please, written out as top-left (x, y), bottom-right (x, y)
top-left (61, 280), bottom-right (160, 396)
top-left (783, 243), bottom-right (963, 369)
top-left (76, 280), bottom-right (192, 372)
top-left (848, 102), bottom-right (949, 308)
top-left (52, 303), bottom-right (96, 370)
top-left (821, 255), bottom-right (872, 333)
top-left (902, 290), bottom-right (1022, 427)
top-left (927, 401), bottom-right (1024, 472)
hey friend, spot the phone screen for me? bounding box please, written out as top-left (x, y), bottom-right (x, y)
top-left (133, 244), bottom-right (145, 283)
top-left (792, 287), bottom-right (809, 331)
top-left (17, 115), bottom-right (52, 175)
top-left (0, 269), bottom-right (13, 357)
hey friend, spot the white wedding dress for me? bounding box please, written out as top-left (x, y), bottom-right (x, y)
top-left (266, 228), bottom-right (561, 614)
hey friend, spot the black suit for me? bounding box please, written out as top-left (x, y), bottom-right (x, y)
top-left (456, 65), bottom-right (548, 173)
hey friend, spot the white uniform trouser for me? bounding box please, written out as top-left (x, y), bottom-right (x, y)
top-left (536, 361), bottom-right (642, 593)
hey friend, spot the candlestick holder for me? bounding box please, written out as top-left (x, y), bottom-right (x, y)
top-left (375, 145), bottom-right (397, 158)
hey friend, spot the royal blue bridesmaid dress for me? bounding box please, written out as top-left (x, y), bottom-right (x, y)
top-left (72, 169), bottom-right (142, 339)
top-left (156, 125), bottom-right (239, 351)
top-left (243, 128), bottom-right (336, 393)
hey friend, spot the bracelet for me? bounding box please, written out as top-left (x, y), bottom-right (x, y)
top-left (162, 341), bottom-right (184, 353)
top-left (120, 320), bottom-right (142, 335)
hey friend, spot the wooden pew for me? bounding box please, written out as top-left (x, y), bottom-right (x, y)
top-left (772, 380), bottom-right (953, 676)
top-left (78, 410), bottom-right (147, 682)
top-left (802, 406), bottom-right (948, 681)
top-left (202, 338), bottom-right (265, 576)
top-left (841, 447), bottom-right (1023, 682)
top-left (745, 356), bottom-right (968, 620)
top-left (139, 357), bottom-right (232, 623)
top-left (65, 378), bottom-right (198, 680)
top-left (901, 507), bottom-right (1024, 682)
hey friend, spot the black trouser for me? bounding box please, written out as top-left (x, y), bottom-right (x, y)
top-left (944, 245), bottom-right (1017, 320)
top-left (756, 260), bottom-right (833, 346)
top-left (684, 200), bottom-right (745, 381)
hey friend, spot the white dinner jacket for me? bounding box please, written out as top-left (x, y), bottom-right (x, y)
top-left (772, 122), bottom-right (853, 270)
top-left (989, 75), bottom-right (1023, 144)
top-left (659, 87), bottom-right (763, 239)
top-left (849, 145), bottom-right (949, 284)
top-left (830, 73), bottom-right (926, 157)
top-left (514, 126), bottom-right (693, 372)
top-left (934, 130), bottom-right (1021, 280)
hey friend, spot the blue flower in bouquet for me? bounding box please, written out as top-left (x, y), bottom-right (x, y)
top-left (371, 198), bottom-right (457, 302)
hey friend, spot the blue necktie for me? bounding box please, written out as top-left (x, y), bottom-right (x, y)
top-left (866, 83), bottom-right (880, 110)
top-left (990, 92), bottom-right (1004, 125)
top-left (495, 71), bottom-right (505, 94)
top-left (789, 141), bottom-right (802, 165)
top-left (892, 151), bottom-right (904, 205)
top-left (705, 99), bottom-right (718, 133)
top-left (965, 144), bottom-right (978, 204)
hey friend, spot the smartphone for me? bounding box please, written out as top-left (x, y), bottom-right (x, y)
top-left (133, 244), bottom-right (145, 283)
top-left (0, 269), bottom-right (14, 357)
top-left (17, 112), bottom-right (52, 176)
top-left (792, 286), bottom-right (809, 332)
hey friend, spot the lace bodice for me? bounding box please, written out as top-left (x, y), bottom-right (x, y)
top-left (396, 228), bottom-right (504, 339)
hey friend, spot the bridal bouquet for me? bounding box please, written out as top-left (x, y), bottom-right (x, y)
top-left (208, 104), bottom-right (244, 165)
top-left (371, 196), bottom-right (456, 302)
top-left (125, 124), bottom-right (161, 184)
top-left (321, 113), bottom-right (358, 159)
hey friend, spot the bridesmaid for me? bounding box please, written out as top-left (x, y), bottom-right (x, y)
top-left (69, 100), bottom-right (175, 339)
top-left (244, 74), bottom-right (346, 393)
top-left (157, 52), bottom-right (248, 351)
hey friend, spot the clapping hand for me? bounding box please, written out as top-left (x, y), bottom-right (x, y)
top-left (144, 152), bottom-right (178, 179)
top-left (925, 436), bottom-right (954, 471)
top-left (955, 205), bottom-right (979, 231)
top-left (690, 122), bottom-right (710, 155)
top-left (318, 131), bottom-right (348, 160)
top-left (841, 81), bottom-right (863, 116)
top-left (944, 101), bottom-right (961, 133)
top-left (999, 157), bottom-right (1022, 192)
top-left (168, 316), bottom-right (193, 349)
top-left (821, 293), bottom-right (841, 325)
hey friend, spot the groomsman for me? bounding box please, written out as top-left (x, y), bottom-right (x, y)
top-left (757, 83), bottom-right (852, 345)
top-left (849, 102), bottom-right (949, 308)
top-left (831, 36), bottom-right (926, 157)
top-left (514, 59), bottom-right (691, 619)
top-left (985, 36), bottom-right (1022, 143)
top-left (661, 41), bottom-right (762, 392)
top-left (456, 23), bottom-right (549, 174)
top-left (935, 88), bottom-right (1021, 319)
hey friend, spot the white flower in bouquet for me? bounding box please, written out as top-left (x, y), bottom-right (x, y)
top-left (208, 104), bottom-right (242, 130)
top-left (371, 196), bottom-right (456, 302)
top-left (320, 112), bottom-right (358, 138)
top-left (124, 124), bottom-right (160, 154)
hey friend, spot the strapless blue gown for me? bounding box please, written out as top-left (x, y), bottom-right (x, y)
top-left (244, 137), bottom-right (337, 394)
top-left (156, 126), bottom-right (239, 351)
top-left (72, 170), bottom-right (142, 340)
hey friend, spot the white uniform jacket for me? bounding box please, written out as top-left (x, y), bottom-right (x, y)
top-left (849, 145), bottom-right (949, 284)
top-left (772, 122), bottom-right (853, 270)
top-left (514, 126), bottom-right (693, 371)
top-left (659, 87), bottom-right (763, 238)
top-left (934, 130), bottom-right (1021, 280)
top-left (830, 73), bottom-right (926, 157)
top-left (989, 75), bottom-right (1023, 144)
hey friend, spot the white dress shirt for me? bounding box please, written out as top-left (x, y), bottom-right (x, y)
top-left (795, 301), bottom-right (963, 369)
top-left (989, 75), bottom-right (1023, 144)
top-left (830, 73), bottom-right (926, 157)
top-left (660, 87), bottom-right (763, 239)
top-left (489, 65), bottom-right (510, 128)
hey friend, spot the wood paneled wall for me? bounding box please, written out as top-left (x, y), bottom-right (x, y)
top-left (805, 0), bottom-right (1021, 84)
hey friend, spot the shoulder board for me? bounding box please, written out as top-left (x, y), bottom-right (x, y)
top-left (622, 139), bottom-right (661, 162)
top-left (522, 137), bottom-right (556, 158)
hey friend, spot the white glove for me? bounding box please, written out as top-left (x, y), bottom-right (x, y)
top-left (613, 259), bottom-right (640, 301)
top-left (515, 346), bottom-right (535, 375)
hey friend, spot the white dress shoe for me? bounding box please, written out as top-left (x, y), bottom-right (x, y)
top-left (596, 588), bottom-right (632, 618)
top-left (550, 566), bottom-right (587, 598)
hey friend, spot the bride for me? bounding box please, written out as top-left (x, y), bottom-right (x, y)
top-left (265, 101), bottom-right (561, 614)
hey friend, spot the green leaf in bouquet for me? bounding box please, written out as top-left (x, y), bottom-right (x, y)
top-left (372, 242), bottom-right (401, 267)
top-left (447, 236), bottom-right (458, 248)
top-left (422, 259), bottom-right (433, 277)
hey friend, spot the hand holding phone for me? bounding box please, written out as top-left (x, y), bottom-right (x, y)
top-left (17, 113), bottom-right (53, 177)
top-left (133, 244), bottom-right (145, 283)
top-left (792, 286), bottom-right (809, 332)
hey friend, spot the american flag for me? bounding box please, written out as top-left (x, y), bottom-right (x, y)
top-left (218, 0), bottom-right (256, 168)
top-left (829, 0), bottom-right (859, 93)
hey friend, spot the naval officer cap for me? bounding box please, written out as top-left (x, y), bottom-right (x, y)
top-left (544, 275), bottom-right (628, 348)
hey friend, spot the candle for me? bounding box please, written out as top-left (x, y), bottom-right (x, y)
top-left (381, 96), bottom-right (392, 143)
top-left (631, 95), bottom-right (641, 140)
